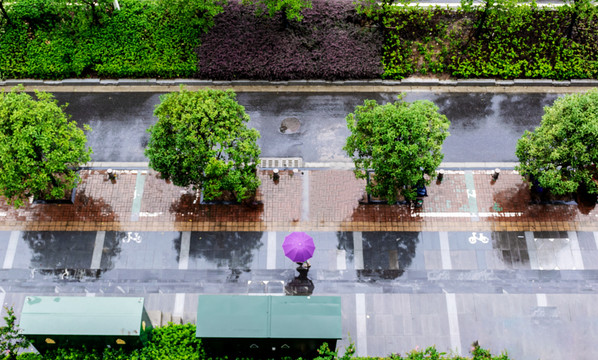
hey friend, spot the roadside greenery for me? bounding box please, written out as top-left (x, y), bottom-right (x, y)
top-left (0, 86), bottom-right (92, 208)
top-left (2, 0), bottom-right (596, 80)
top-left (10, 329), bottom-right (511, 360)
top-left (344, 95), bottom-right (450, 202)
top-left (1, 307), bottom-right (31, 360)
top-left (380, 1), bottom-right (598, 80)
top-left (145, 87), bottom-right (261, 202)
top-left (0, 0), bottom-right (215, 79)
top-left (516, 88), bottom-right (598, 196)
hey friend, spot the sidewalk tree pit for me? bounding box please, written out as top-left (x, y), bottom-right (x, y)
top-left (344, 95), bottom-right (450, 203)
top-left (516, 88), bottom-right (598, 198)
top-left (0, 86), bottom-right (92, 209)
top-left (145, 87), bottom-right (261, 202)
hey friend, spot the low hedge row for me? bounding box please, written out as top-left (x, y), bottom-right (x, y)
top-left (196, 0), bottom-right (383, 80)
top-left (0, 0), bottom-right (597, 80)
top-left (10, 323), bottom-right (510, 360)
top-left (0, 0), bottom-right (208, 79)
top-left (381, 4), bottom-right (598, 80)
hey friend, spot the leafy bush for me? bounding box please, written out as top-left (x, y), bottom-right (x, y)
top-left (197, 0), bottom-right (383, 80)
top-left (0, 0), bottom-right (214, 79)
top-left (380, 2), bottom-right (598, 80)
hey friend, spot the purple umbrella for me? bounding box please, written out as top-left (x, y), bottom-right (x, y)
top-left (282, 232), bottom-right (315, 263)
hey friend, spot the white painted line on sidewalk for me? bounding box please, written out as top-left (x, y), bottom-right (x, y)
top-left (301, 171), bottom-right (310, 221)
top-left (130, 171), bottom-right (147, 221)
top-left (267, 231), bottom-right (277, 270)
top-left (173, 293), bottom-right (185, 317)
top-left (353, 232), bottom-right (364, 270)
top-left (439, 232), bottom-right (452, 270)
top-left (416, 212), bottom-right (522, 218)
top-left (2, 231), bottom-right (19, 269)
top-left (567, 231), bottom-right (584, 270)
top-left (536, 293), bottom-right (547, 307)
top-left (445, 293), bottom-right (462, 356)
top-left (355, 293), bottom-right (368, 356)
top-left (178, 232), bottom-right (191, 270)
top-left (90, 231), bottom-right (106, 269)
top-left (336, 250), bottom-right (347, 270)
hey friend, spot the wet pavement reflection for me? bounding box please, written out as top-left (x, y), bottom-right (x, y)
top-left (3, 230), bottom-right (596, 281)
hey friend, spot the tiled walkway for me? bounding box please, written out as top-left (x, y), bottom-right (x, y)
top-left (1, 169), bottom-right (597, 232)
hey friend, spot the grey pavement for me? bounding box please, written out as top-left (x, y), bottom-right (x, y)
top-left (2, 230), bottom-right (598, 359)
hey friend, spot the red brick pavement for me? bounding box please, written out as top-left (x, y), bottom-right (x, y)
top-left (0, 169), bottom-right (596, 232)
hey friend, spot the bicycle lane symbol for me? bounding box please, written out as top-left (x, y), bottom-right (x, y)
top-left (468, 232), bottom-right (489, 244)
top-left (122, 232), bottom-right (142, 244)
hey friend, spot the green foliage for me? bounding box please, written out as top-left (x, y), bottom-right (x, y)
top-left (13, 333), bottom-right (511, 360)
top-left (344, 95), bottom-right (450, 202)
top-left (380, 2), bottom-right (598, 80)
top-left (138, 323), bottom-right (202, 360)
top-left (1, 306), bottom-right (31, 360)
top-left (516, 88), bottom-right (598, 195)
top-left (145, 87), bottom-right (261, 202)
top-left (242, 0), bottom-right (312, 22)
top-left (0, 86), bottom-right (92, 208)
top-left (315, 340), bottom-right (355, 360)
top-left (0, 0), bottom-right (217, 79)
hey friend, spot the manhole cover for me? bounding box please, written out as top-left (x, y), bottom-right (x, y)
top-left (280, 117), bottom-right (301, 134)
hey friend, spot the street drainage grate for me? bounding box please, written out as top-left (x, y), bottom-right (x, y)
top-left (260, 157), bottom-right (303, 168)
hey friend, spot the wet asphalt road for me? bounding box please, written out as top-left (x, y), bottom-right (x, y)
top-left (53, 92), bottom-right (561, 164)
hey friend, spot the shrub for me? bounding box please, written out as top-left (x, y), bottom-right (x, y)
top-left (197, 0), bottom-right (383, 80)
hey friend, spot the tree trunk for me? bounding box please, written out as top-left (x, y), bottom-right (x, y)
top-left (473, 0), bottom-right (491, 40)
top-left (89, 0), bottom-right (99, 25)
top-left (567, 0), bottom-right (580, 40)
top-left (0, 0), bottom-right (12, 26)
top-left (281, 5), bottom-right (289, 29)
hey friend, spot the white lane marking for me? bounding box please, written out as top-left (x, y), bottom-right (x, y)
top-left (445, 293), bottom-right (462, 355)
top-left (90, 231), bottom-right (105, 269)
top-left (567, 231), bottom-right (584, 270)
top-left (536, 293), bottom-right (547, 307)
top-left (594, 232), bottom-right (598, 252)
top-left (525, 231), bottom-right (539, 269)
top-left (353, 232), bottom-right (364, 270)
top-left (267, 232), bottom-right (277, 270)
top-left (173, 293), bottom-right (185, 318)
top-left (0, 291), bottom-right (5, 308)
top-left (178, 232), bottom-right (191, 270)
top-left (336, 249), bottom-right (347, 270)
top-left (440, 232), bottom-right (452, 270)
top-left (355, 294), bottom-right (368, 356)
top-left (2, 231), bottom-right (20, 269)
top-left (85, 292), bottom-right (96, 297)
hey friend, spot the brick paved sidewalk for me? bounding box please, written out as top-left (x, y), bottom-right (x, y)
top-left (0, 169), bottom-right (596, 232)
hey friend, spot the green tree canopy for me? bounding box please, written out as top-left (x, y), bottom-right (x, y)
top-left (516, 89), bottom-right (598, 195)
top-left (0, 86), bottom-right (92, 208)
top-left (344, 95), bottom-right (450, 202)
top-left (145, 88), bottom-right (261, 202)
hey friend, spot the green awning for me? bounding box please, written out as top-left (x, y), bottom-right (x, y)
top-left (21, 296), bottom-right (148, 337)
top-left (196, 295), bottom-right (342, 340)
